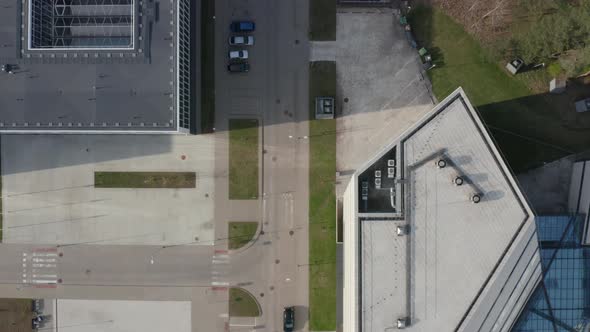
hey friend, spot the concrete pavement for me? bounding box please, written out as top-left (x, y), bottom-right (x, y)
top-left (1, 134), bottom-right (216, 246)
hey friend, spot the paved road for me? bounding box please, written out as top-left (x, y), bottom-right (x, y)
top-left (0, 244), bottom-right (213, 287)
top-left (213, 0), bottom-right (310, 330)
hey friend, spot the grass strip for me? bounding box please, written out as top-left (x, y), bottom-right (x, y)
top-left (228, 222), bottom-right (258, 250)
top-left (308, 61), bottom-right (337, 330)
top-left (94, 172), bottom-right (196, 188)
top-left (0, 153), bottom-right (2, 242)
top-left (228, 119), bottom-right (259, 200)
top-left (229, 288), bottom-right (261, 317)
top-left (310, 0), bottom-right (336, 41)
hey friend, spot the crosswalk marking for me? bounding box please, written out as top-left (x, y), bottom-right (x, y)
top-left (211, 251), bottom-right (230, 290)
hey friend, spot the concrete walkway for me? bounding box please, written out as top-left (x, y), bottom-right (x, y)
top-left (310, 41), bottom-right (338, 61)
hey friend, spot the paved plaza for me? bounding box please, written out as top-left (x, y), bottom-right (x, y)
top-left (2, 134), bottom-right (215, 245)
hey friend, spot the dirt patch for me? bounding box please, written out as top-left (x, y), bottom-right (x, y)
top-left (0, 299), bottom-right (33, 332)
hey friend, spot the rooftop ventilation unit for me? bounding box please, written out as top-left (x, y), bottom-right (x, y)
top-left (436, 158), bottom-right (447, 168)
top-left (471, 193), bottom-right (482, 204)
top-left (454, 176), bottom-right (464, 186)
top-left (396, 225), bottom-right (409, 236)
top-left (397, 317), bottom-right (410, 329)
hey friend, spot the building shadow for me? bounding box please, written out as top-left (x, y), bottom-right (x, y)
top-left (475, 80), bottom-right (590, 174)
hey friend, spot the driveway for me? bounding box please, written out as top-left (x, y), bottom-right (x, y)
top-left (333, 8), bottom-right (435, 179)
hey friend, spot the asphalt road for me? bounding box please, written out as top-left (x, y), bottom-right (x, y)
top-left (0, 244), bottom-right (213, 287)
top-left (213, 0), bottom-right (310, 330)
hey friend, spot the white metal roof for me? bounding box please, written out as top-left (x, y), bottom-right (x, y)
top-left (343, 88), bottom-right (539, 332)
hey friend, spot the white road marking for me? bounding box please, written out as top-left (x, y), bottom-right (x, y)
top-left (33, 274), bottom-right (58, 278)
top-left (32, 258), bottom-right (56, 263)
top-left (32, 263), bottom-right (56, 268)
top-left (32, 253), bottom-right (58, 257)
top-left (211, 281), bottom-right (229, 286)
top-left (31, 279), bottom-right (57, 284)
top-left (21, 251), bottom-right (60, 286)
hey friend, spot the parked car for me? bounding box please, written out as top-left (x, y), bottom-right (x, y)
top-left (227, 62), bottom-right (250, 73)
top-left (229, 35), bottom-right (254, 46)
top-left (575, 97), bottom-right (590, 113)
top-left (283, 306), bottom-right (295, 332)
top-left (230, 21), bottom-right (255, 32)
top-left (229, 50), bottom-right (248, 60)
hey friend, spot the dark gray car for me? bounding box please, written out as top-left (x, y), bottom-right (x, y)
top-left (227, 62), bottom-right (250, 73)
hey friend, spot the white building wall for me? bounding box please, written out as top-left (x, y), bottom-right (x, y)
top-left (343, 176), bottom-right (359, 332)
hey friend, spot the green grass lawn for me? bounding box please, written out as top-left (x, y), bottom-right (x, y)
top-left (229, 119), bottom-right (259, 199)
top-left (409, 6), bottom-right (590, 172)
top-left (308, 61), bottom-right (337, 330)
top-left (310, 0), bottom-right (336, 41)
top-left (229, 288), bottom-right (261, 317)
top-left (94, 172), bottom-right (196, 188)
top-left (201, 0), bottom-right (215, 133)
top-left (228, 222), bottom-right (258, 250)
top-left (0, 164), bottom-right (3, 242)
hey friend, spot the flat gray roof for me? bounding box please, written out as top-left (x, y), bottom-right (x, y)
top-left (355, 89), bottom-right (537, 332)
top-left (0, 0), bottom-right (180, 131)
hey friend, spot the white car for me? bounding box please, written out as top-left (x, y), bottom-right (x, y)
top-left (575, 98), bottom-right (590, 113)
top-left (229, 35), bottom-right (254, 46)
top-left (229, 50), bottom-right (249, 60)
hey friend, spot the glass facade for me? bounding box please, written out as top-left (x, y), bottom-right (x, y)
top-left (177, 0), bottom-right (191, 130)
top-left (512, 215), bottom-right (590, 332)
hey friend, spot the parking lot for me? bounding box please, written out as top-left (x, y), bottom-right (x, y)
top-left (1, 134), bottom-right (215, 245)
top-left (334, 9), bottom-right (435, 176)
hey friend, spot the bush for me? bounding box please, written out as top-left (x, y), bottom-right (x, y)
top-left (558, 46), bottom-right (590, 77)
top-left (516, 3), bottom-right (590, 77)
top-left (547, 62), bottom-right (563, 77)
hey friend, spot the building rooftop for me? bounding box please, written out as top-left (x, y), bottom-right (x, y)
top-left (343, 88), bottom-right (541, 332)
top-left (0, 0), bottom-right (193, 132)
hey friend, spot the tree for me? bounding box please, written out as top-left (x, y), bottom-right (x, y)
top-left (517, 3), bottom-right (590, 72)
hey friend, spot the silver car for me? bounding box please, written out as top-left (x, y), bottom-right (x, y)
top-left (229, 35), bottom-right (254, 46)
top-left (229, 50), bottom-right (249, 60)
